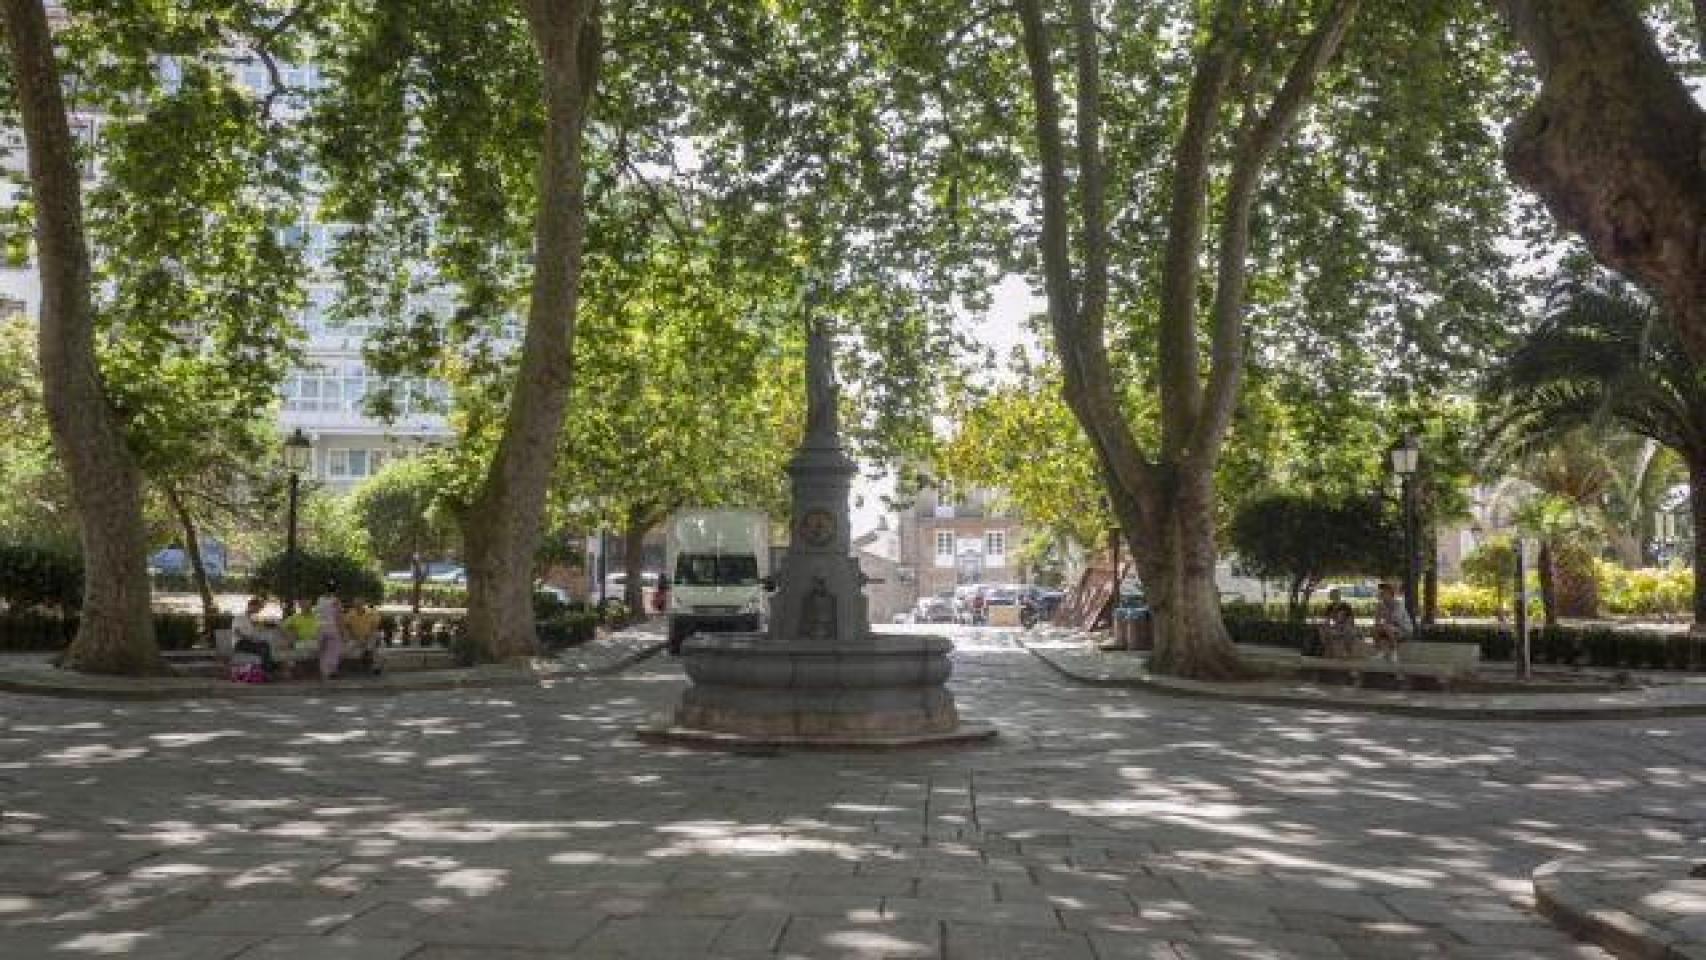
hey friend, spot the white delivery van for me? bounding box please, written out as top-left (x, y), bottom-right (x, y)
top-left (665, 509), bottom-right (771, 654)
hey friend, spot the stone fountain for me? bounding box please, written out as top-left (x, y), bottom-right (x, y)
top-left (639, 321), bottom-right (993, 748)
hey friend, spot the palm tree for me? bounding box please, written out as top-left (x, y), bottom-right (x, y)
top-left (1483, 281), bottom-right (1706, 626)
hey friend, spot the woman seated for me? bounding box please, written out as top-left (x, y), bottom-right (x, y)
top-left (342, 598), bottom-right (383, 676)
top-left (1318, 592), bottom-right (1363, 660)
top-left (231, 596), bottom-right (278, 675)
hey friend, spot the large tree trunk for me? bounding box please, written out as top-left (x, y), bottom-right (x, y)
top-left (1495, 0), bottom-right (1706, 356)
top-left (164, 486), bottom-right (218, 645)
top-left (1537, 540), bottom-right (1558, 626)
top-left (1016, 0), bottom-right (1356, 679)
top-left (621, 509), bottom-right (647, 618)
top-left (1138, 479), bottom-right (1243, 678)
top-left (461, 0), bottom-right (600, 661)
top-left (1, 0), bottom-right (161, 674)
top-left (1608, 530), bottom-right (1644, 569)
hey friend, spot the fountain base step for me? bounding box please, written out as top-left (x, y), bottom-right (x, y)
top-left (636, 718), bottom-right (996, 751)
top-left (640, 631), bottom-right (996, 749)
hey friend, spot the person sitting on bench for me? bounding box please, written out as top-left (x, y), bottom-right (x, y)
top-left (231, 595), bottom-right (278, 676)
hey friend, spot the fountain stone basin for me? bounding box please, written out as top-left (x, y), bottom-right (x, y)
top-left (673, 632), bottom-right (960, 738)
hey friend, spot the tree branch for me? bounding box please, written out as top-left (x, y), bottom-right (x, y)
top-left (1191, 0), bottom-right (1359, 467)
top-left (1015, 0), bottom-right (1155, 511)
top-left (1157, 0), bottom-right (1243, 460)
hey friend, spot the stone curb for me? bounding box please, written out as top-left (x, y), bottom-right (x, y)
top-left (1017, 636), bottom-right (1706, 722)
top-left (0, 640), bottom-right (667, 702)
top-left (1533, 859), bottom-right (1704, 960)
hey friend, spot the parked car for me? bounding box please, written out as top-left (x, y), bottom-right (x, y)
top-left (535, 583), bottom-right (572, 605)
top-left (914, 592), bottom-right (955, 624)
top-left (385, 561), bottom-right (463, 584)
top-left (602, 571), bottom-right (660, 597)
top-left (427, 565), bottom-right (466, 585)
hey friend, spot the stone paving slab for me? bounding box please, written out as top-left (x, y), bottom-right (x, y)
top-left (0, 625), bottom-right (665, 700)
top-left (3, 630), bottom-right (1680, 958)
top-left (1536, 855), bottom-right (1706, 959)
top-left (1020, 630), bottom-right (1706, 720)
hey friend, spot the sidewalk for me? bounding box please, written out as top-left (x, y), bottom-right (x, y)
top-left (1020, 628), bottom-right (1706, 721)
top-left (1536, 855), bottom-right (1706, 960)
top-left (0, 622), bottom-right (666, 700)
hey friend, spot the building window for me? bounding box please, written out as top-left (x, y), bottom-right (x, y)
top-left (934, 530), bottom-right (955, 567)
top-left (327, 449), bottom-right (374, 480)
top-left (985, 530), bottom-right (1007, 565)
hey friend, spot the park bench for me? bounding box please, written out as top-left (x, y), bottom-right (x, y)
top-left (1297, 641), bottom-right (1481, 692)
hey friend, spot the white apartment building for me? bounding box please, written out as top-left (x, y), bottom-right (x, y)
top-left (0, 51), bottom-right (456, 494)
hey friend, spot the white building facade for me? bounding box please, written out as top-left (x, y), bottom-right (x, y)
top-left (0, 50), bottom-right (456, 494)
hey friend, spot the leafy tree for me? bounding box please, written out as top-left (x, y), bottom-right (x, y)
top-left (0, 1), bottom-right (312, 672)
top-left (1, 0), bottom-right (159, 672)
top-left (249, 549), bottom-right (383, 610)
top-left (1513, 490), bottom-right (1601, 623)
top-left (0, 315), bottom-right (74, 549)
top-left (315, 0), bottom-right (602, 660)
top-left (1484, 281), bottom-right (1706, 624)
top-left (553, 214), bottom-right (799, 615)
top-left (937, 359), bottom-right (1109, 565)
top-left (86, 46), bottom-right (306, 638)
top-left (1228, 493), bottom-right (1399, 619)
top-left (1491, 1), bottom-right (1706, 355)
top-left (351, 456), bottom-right (458, 613)
top-left (1461, 535), bottom-right (1517, 617)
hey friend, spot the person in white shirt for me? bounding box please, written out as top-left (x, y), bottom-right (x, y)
top-left (1373, 582), bottom-right (1414, 661)
top-left (231, 595), bottom-right (276, 675)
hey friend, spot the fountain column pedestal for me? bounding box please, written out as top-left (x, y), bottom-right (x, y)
top-left (638, 321), bottom-right (992, 749)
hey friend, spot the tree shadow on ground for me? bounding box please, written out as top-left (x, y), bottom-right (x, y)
top-left (0, 648), bottom-right (1697, 957)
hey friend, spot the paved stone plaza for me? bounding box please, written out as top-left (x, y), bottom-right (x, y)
top-left (3, 631), bottom-right (1702, 959)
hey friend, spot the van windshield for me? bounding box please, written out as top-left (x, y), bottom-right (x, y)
top-left (675, 553), bottom-right (760, 587)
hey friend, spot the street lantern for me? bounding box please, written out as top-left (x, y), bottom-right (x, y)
top-left (1389, 435), bottom-right (1421, 623)
top-left (282, 429), bottom-right (312, 616)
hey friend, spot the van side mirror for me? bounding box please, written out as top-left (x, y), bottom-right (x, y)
top-left (761, 576), bottom-right (776, 592)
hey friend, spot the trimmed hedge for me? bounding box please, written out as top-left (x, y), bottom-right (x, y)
top-left (1223, 614), bottom-right (1697, 670)
top-left (0, 544), bottom-right (82, 613)
top-left (0, 611), bottom-right (233, 652)
top-left (150, 572), bottom-right (247, 594)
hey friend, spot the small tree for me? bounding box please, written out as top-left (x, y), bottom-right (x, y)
top-left (1228, 493), bottom-right (1401, 620)
top-left (1461, 535), bottom-right (1516, 618)
top-left (249, 550), bottom-right (383, 611)
top-left (351, 458), bottom-right (457, 613)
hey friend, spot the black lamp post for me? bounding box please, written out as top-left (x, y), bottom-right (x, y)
top-left (282, 428), bottom-right (312, 615)
top-left (1389, 434), bottom-right (1421, 622)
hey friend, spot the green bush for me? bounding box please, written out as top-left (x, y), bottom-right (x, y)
top-left (250, 550), bottom-right (383, 607)
top-left (1597, 563), bottom-right (1692, 618)
top-left (1416, 623), bottom-right (1516, 661)
top-left (0, 610), bottom-right (76, 650)
top-left (381, 583), bottom-right (468, 608)
top-left (150, 572), bottom-right (245, 594)
top-left (0, 543), bottom-right (83, 613)
top-left (1223, 616), bottom-right (1317, 651)
top-left (0, 611), bottom-right (231, 652)
top-left (1437, 583), bottom-right (1503, 618)
top-left (538, 610), bottom-right (599, 651)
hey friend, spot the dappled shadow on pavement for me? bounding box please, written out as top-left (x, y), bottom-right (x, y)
top-left (1, 636), bottom-right (1699, 957)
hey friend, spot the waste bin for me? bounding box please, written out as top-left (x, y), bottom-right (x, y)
top-left (1113, 607), bottom-right (1153, 650)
